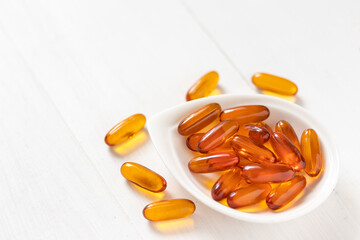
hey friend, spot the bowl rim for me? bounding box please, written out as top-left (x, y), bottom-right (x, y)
top-left (147, 93), bottom-right (340, 223)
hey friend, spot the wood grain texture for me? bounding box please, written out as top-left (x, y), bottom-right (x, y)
top-left (0, 0), bottom-right (359, 239)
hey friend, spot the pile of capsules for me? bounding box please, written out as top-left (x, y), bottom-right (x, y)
top-left (178, 103), bottom-right (322, 211)
top-left (104, 71), bottom-right (320, 221)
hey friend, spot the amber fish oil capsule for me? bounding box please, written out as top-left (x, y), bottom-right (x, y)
top-left (211, 167), bottom-right (243, 201)
top-left (178, 103), bottom-right (221, 136)
top-left (220, 105), bottom-right (270, 125)
top-left (188, 152), bottom-right (239, 173)
top-left (186, 71), bottom-right (219, 101)
top-left (231, 135), bottom-right (276, 164)
top-left (301, 129), bottom-right (323, 177)
top-left (121, 162), bottom-right (167, 192)
top-left (252, 73), bottom-right (298, 96)
top-left (270, 132), bottom-right (305, 171)
top-left (275, 120), bottom-right (300, 150)
top-left (197, 119), bottom-right (239, 153)
top-left (143, 199), bottom-right (196, 221)
top-left (266, 175), bottom-right (306, 210)
top-left (186, 133), bottom-right (205, 152)
top-left (242, 164), bottom-right (295, 183)
top-left (105, 113), bottom-right (146, 146)
top-left (227, 183), bottom-right (272, 209)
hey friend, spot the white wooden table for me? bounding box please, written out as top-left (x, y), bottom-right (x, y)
top-left (0, 0), bottom-right (359, 239)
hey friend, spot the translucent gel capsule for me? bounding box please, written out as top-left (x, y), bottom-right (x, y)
top-left (121, 162), bottom-right (167, 192)
top-left (266, 175), bottom-right (306, 210)
top-left (105, 114), bottom-right (146, 146)
top-left (236, 125), bottom-right (270, 145)
top-left (178, 103), bottom-right (221, 136)
top-left (242, 164), bottom-right (295, 183)
top-left (275, 120), bottom-right (300, 150)
top-left (220, 105), bottom-right (270, 125)
top-left (211, 167), bottom-right (243, 201)
top-left (230, 135), bottom-right (276, 163)
top-left (252, 73), bottom-right (298, 96)
top-left (255, 122), bottom-right (274, 135)
top-left (143, 199), bottom-right (195, 221)
top-left (197, 120), bottom-right (239, 153)
top-left (270, 132), bottom-right (305, 171)
top-left (186, 71), bottom-right (219, 101)
top-left (248, 125), bottom-right (270, 145)
top-left (227, 183), bottom-right (272, 208)
top-left (188, 152), bottom-right (239, 173)
top-left (301, 129), bottom-right (323, 177)
top-left (186, 133), bottom-right (204, 152)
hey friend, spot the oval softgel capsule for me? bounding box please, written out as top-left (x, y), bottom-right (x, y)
top-left (143, 199), bottom-right (196, 221)
top-left (252, 73), bottom-right (298, 96)
top-left (121, 162), bottom-right (167, 192)
top-left (105, 113), bottom-right (146, 146)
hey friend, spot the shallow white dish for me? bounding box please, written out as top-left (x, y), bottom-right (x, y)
top-left (147, 94), bottom-right (339, 223)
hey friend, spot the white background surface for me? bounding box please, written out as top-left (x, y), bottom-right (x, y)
top-left (0, 0), bottom-right (359, 239)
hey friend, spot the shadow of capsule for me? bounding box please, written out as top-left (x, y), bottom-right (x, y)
top-left (124, 181), bottom-right (168, 201)
top-left (257, 89), bottom-right (298, 103)
top-left (208, 87), bottom-right (223, 97)
top-left (148, 218), bottom-right (195, 234)
top-left (110, 130), bottom-right (148, 156)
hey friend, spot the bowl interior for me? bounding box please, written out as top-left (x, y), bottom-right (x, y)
top-left (147, 94), bottom-right (339, 223)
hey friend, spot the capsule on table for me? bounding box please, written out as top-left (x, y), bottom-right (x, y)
top-left (270, 132), bottom-right (305, 171)
top-left (178, 103), bottom-right (222, 136)
top-left (188, 152), bottom-right (239, 173)
top-left (197, 119), bottom-right (239, 153)
top-left (105, 114), bottom-right (146, 146)
top-left (242, 164), bottom-right (295, 183)
top-left (220, 105), bottom-right (270, 125)
top-left (230, 135), bottom-right (276, 164)
top-left (275, 120), bottom-right (300, 150)
top-left (227, 183), bottom-right (272, 208)
top-left (186, 71), bottom-right (219, 101)
top-left (211, 167), bottom-right (243, 201)
top-left (252, 73), bottom-right (298, 96)
top-left (248, 125), bottom-right (271, 145)
top-left (186, 133), bottom-right (205, 152)
top-left (121, 162), bottom-right (167, 192)
top-left (266, 175), bottom-right (306, 210)
top-left (301, 129), bottom-right (323, 177)
top-left (143, 199), bottom-right (195, 221)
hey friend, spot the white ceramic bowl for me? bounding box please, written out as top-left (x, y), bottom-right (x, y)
top-left (147, 94), bottom-right (339, 223)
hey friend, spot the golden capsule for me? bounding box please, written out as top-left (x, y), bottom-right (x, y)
top-left (197, 120), bottom-right (239, 153)
top-left (186, 71), bottom-right (219, 101)
top-left (236, 124), bottom-right (270, 145)
top-left (252, 73), bottom-right (298, 96)
top-left (227, 183), bottom-right (272, 208)
top-left (220, 105), bottom-right (270, 125)
top-left (266, 175), bottom-right (306, 210)
top-left (231, 135), bottom-right (276, 163)
top-left (242, 164), bottom-right (295, 183)
top-left (105, 114), bottom-right (146, 146)
top-left (211, 167), bottom-right (243, 201)
top-left (188, 151), bottom-right (239, 173)
top-left (275, 120), bottom-right (300, 150)
top-left (143, 199), bottom-right (195, 221)
top-left (301, 129), bottom-right (323, 177)
top-left (178, 103), bottom-right (221, 136)
top-left (186, 133), bottom-right (205, 152)
top-left (270, 132), bottom-right (305, 171)
top-left (121, 162), bottom-right (167, 192)
top-left (248, 125), bottom-right (271, 145)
